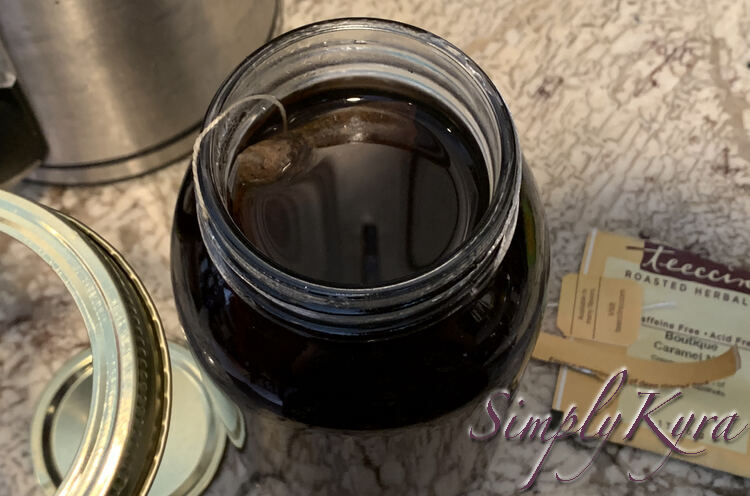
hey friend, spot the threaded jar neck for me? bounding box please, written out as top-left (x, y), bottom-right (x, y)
top-left (193, 18), bottom-right (521, 337)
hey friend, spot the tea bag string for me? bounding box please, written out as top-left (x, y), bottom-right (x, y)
top-left (191, 94), bottom-right (288, 171)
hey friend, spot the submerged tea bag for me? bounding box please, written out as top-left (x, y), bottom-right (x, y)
top-left (232, 101), bottom-right (420, 186)
top-left (233, 136), bottom-right (310, 184)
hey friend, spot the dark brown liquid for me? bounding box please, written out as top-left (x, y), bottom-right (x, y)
top-left (228, 90), bottom-right (489, 286)
top-left (171, 87), bottom-right (548, 431)
top-left (172, 172), bottom-right (547, 429)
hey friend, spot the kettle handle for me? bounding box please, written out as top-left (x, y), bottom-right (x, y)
top-left (0, 38), bottom-right (47, 186)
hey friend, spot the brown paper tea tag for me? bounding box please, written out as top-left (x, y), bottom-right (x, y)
top-left (557, 273), bottom-right (643, 346)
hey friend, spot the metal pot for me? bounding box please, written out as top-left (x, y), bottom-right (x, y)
top-left (0, 0), bottom-right (278, 185)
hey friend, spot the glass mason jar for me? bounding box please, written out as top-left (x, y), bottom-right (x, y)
top-left (172, 18), bottom-right (549, 495)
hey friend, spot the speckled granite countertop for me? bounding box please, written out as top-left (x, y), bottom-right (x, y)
top-left (2, 0), bottom-right (750, 494)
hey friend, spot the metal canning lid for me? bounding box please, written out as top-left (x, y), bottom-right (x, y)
top-left (0, 190), bottom-right (171, 495)
top-left (31, 342), bottom-right (239, 496)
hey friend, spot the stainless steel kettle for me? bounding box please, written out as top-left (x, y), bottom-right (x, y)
top-left (0, 0), bottom-right (278, 185)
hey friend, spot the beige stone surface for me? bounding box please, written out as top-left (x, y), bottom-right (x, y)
top-left (2, 0), bottom-right (750, 494)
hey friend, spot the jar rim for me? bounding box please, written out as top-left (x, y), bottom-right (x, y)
top-left (194, 18), bottom-right (522, 335)
top-left (0, 191), bottom-right (171, 495)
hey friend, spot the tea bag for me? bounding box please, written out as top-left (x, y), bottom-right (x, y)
top-left (233, 136), bottom-right (310, 184)
top-left (232, 101), bottom-right (419, 185)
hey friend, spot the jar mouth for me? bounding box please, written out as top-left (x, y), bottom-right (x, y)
top-left (194, 18), bottom-right (521, 334)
